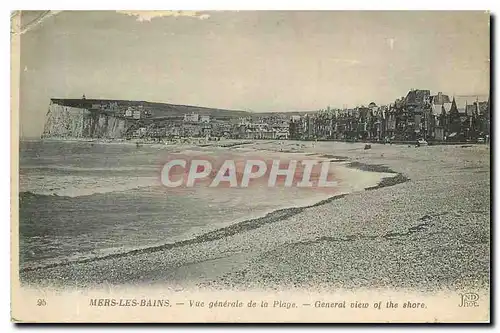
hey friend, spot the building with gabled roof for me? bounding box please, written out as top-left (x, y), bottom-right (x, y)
top-left (431, 92), bottom-right (451, 105)
top-left (443, 102), bottom-right (453, 114)
top-left (477, 101), bottom-right (489, 116)
top-left (453, 95), bottom-right (489, 114)
top-left (404, 89), bottom-right (431, 107)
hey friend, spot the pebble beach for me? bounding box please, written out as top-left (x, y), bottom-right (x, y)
top-left (19, 140), bottom-right (490, 293)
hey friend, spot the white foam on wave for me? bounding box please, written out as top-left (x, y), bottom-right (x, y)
top-left (20, 165), bottom-right (157, 172)
top-left (19, 174), bottom-right (160, 197)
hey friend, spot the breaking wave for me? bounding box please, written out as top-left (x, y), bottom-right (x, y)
top-left (19, 174), bottom-right (160, 198)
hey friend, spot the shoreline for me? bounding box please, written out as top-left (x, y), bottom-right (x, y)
top-left (31, 137), bottom-right (256, 149)
top-left (18, 140), bottom-right (490, 291)
top-left (32, 136), bottom-right (490, 145)
top-left (20, 160), bottom-right (409, 274)
top-left (19, 194), bottom-right (349, 273)
top-left (25, 137), bottom-right (489, 151)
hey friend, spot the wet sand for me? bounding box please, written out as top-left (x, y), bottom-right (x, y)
top-left (20, 141), bottom-right (490, 292)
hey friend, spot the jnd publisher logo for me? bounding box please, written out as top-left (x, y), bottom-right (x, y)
top-left (459, 293), bottom-right (479, 307)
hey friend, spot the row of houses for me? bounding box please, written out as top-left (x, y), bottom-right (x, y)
top-left (290, 90), bottom-right (490, 142)
top-left (183, 112), bottom-right (211, 123)
top-left (89, 101), bottom-right (153, 120)
top-left (129, 119), bottom-right (290, 140)
top-left (233, 122), bottom-right (290, 140)
top-left (122, 89), bottom-right (490, 143)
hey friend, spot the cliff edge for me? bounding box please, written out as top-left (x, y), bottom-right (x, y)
top-left (42, 100), bottom-right (129, 139)
top-left (41, 98), bottom-right (256, 140)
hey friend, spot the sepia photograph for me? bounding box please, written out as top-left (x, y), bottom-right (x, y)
top-left (10, 9), bottom-right (491, 323)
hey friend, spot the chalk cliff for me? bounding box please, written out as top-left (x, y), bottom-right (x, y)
top-left (41, 97), bottom-right (305, 139)
top-left (42, 101), bottom-right (129, 139)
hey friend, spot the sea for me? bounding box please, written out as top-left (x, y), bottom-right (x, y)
top-left (18, 140), bottom-right (390, 270)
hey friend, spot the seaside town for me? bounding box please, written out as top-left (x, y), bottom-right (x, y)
top-left (84, 88), bottom-right (489, 145)
top-left (16, 11), bottom-right (491, 325)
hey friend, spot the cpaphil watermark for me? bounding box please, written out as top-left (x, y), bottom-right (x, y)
top-left (159, 157), bottom-right (338, 189)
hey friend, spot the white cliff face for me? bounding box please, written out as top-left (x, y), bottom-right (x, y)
top-left (42, 102), bottom-right (129, 139)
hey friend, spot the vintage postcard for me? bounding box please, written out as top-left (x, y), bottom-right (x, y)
top-left (11, 10), bottom-right (491, 323)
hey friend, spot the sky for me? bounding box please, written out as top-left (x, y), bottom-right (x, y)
top-left (16, 10), bottom-right (490, 138)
